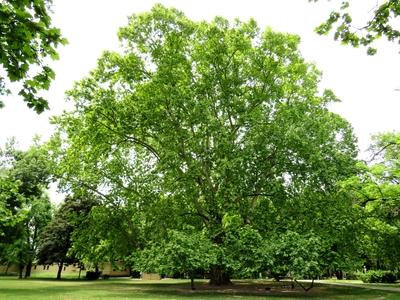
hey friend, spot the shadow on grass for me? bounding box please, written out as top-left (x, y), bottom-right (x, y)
top-left (0, 277), bottom-right (399, 299)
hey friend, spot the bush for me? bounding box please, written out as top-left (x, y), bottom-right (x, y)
top-left (130, 270), bottom-right (141, 278)
top-left (85, 271), bottom-right (101, 280)
top-left (345, 272), bottom-right (358, 280)
top-left (357, 270), bottom-right (397, 283)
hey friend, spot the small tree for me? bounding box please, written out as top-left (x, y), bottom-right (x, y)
top-left (37, 214), bottom-right (73, 279)
top-left (38, 194), bottom-right (97, 279)
top-left (265, 231), bottom-right (325, 290)
top-left (0, 141), bottom-right (52, 278)
top-left (135, 229), bottom-right (216, 289)
top-left (68, 201), bottom-right (141, 279)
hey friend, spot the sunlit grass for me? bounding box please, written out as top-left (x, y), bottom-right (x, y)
top-left (28, 271), bottom-right (82, 280)
top-left (320, 278), bottom-right (400, 289)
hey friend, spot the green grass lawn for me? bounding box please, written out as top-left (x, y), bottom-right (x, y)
top-left (320, 278), bottom-right (400, 289)
top-left (27, 271), bottom-right (82, 280)
top-left (0, 277), bottom-right (399, 300)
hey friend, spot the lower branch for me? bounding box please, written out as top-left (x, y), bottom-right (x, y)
top-left (294, 278), bottom-right (314, 292)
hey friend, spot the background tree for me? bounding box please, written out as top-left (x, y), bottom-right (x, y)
top-left (38, 193), bottom-right (96, 279)
top-left (68, 203), bottom-right (140, 276)
top-left (0, 173), bottom-right (28, 275)
top-left (343, 132), bottom-right (400, 271)
top-left (22, 194), bottom-right (52, 278)
top-left (311, 0), bottom-right (400, 55)
top-left (0, 0), bottom-right (66, 112)
top-left (0, 140), bottom-right (52, 278)
top-left (51, 5), bottom-right (358, 285)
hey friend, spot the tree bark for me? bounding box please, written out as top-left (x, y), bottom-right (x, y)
top-left (190, 276), bottom-right (195, 290)
top-left (24, 261), bottom-right (32, 278)
top-left (18, 264), bottom-right (24, 279)
top-left (335, 270), bottom-right (343, 280)
top-left (57, 260), bottom-right (64, 280)
top-left (209, 266), bottom-right (231, 286)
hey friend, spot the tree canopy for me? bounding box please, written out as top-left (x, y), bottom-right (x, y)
top-left (0, 0), bottom-right (66, 112)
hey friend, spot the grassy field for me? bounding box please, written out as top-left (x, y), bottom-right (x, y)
top-left (1, 277), bottom-right (400, 300)
top-left (320, 278), bottom-right (400, 289)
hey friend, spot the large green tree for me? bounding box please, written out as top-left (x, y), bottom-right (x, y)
top-left (0, 0), bottom-right (66, 112)
top-left (51, 5), bottom-right (358, 285)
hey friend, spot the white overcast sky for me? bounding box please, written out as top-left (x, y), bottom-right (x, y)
top-left (1, 0), bottom-right (399, 157)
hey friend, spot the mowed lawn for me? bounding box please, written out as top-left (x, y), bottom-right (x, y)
top-left (1, 277), bottom-right (400, 300)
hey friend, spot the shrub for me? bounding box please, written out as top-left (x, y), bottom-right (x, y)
top-left (130, 270), bottom-right (141, 278)
top-left (345, 272), bottom-right (358, 280)
top-left (357, 270), bottom-right (397, 283)
top-left (85, 271), bottom-right (101, 280)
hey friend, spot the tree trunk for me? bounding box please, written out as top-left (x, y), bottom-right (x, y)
top-left (209, 266), bottom-right (231, 286)
top-left (24, 260), bottom-right (32, 278)
top-left (57, 260), bottom-right (64, 280)
top-left (335, 270), bottom-right (343, 280)
top-left (190, 276), bottom-right (195, 290)
top-left (189, 271), bottom-right (195, 290)
top-left (5, 263), bottom-right (9, 275)
top-left (25, 227), bottom-right (37, 279)
top-left (377, 259), bottom-right (381, 270)
top-left (18, 264), bottom-right (24, 279)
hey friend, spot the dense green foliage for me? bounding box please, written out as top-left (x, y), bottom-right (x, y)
top-left (0, 141), bottom-right (52, 278)
top-left (0, 0), bottom-right (66, 112)
top-left (2, 3), bottom-right (399, 287)
top-left (135, 229), bottom-right (216, 289)
top-left (49, 5), bottom-right (359, 284)
top-left (358, 270), bottom-right (397, 283)
top-left (37, 193), bottom-right (96, 279)
top-left (343, 132), bottom-right (400, 271)
top-left (311, 0), bottom-right (400, 55)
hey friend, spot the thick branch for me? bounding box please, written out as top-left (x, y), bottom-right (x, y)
top-left (124, 135), bottom-right (160, 160)
top-left (96, 110), bottom-right (160, 160)
top-left (180, 211), bottom-right (210, 223)
top-left (66, 179), bottom-right (115, 204)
